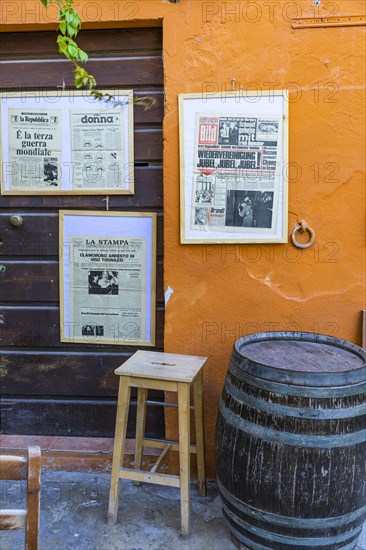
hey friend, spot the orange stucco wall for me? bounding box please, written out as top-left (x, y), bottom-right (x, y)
top-left (1, 0), bottom-right (365, 476)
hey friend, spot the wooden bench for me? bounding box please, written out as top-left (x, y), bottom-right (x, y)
top-left (0, 446), bottom-right (41, 550)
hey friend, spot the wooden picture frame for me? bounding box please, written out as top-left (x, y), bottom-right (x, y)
top-left (59, 210), bottom-right (156, 347)
top-left (179, 91), bottom-right (289, 244)
top-left (0, 90), bottom-right (134, 195)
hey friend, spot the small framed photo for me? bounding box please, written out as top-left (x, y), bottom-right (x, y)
top-left (179, 91), bottom-right (289, 243)
top-left (59, 210), bottom-right (156, 346)
top-left (0, 89), bottom-right (134, 195)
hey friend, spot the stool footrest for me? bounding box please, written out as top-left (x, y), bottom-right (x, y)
top-left (119, 468), bottom-right (180, 488)
top-left (150, 444), bottom-right (171, 474)
top-left (143, 437), bottom-right (197, 454)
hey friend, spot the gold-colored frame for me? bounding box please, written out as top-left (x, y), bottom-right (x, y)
top-left (59, 210), bottom-right (156, 347)
top-left (0, 90), bottom-right (134, 195)
top-left (179, 91), bottom-right (289, 244)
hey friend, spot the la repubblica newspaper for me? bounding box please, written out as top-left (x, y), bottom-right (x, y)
top-left (8, 108), bottom-right (62, 188)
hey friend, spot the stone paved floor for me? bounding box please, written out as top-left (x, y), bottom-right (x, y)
top-left (0, 470), bottom-right (365, 550)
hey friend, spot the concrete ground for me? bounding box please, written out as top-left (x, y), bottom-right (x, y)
top-left (1, 470), bottom-right (365, 550)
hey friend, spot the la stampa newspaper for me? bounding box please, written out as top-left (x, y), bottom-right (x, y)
top-left (69, 236), bottom-right (147, 344)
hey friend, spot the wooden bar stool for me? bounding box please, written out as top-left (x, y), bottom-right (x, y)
top-left (107, 350), bottom-right (207, 536)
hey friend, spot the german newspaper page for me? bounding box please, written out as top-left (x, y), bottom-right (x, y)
top-left (192, 113), bottom-right (281, 233)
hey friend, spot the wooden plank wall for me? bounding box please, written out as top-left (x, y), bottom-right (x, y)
top-left (0, 28), bottom-right (165, 437)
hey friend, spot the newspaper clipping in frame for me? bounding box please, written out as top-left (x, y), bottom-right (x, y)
top-left (8, 109), bottom-right (62, 189)
top-left (70, 110), bottom-right (125, 189)
top-left (192, 113), bottom-right (282, 233)
top-left (69, 235), bottom-right (147, 344)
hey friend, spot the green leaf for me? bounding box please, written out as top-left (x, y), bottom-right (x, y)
top-left (66, 37), bottom-right (77, 50)
top-left (56, 34), bottom-right (67, 45)
top-left (70, 18), bottom-right (80, 30)
top-left (59, 20), bottom-right (67, 34)
top-left (67, 20), bottom-right (79, 38)
top-left (73, 14), bottom-right (81, 27)
top-left (67, 25), bottom-right (76, 37)
top-left (79, 50), bottom-right (88, 62)
top-left (57, 8), bottom-right (68, 21)
top-left (74, 65), bottom-right (87, 88)
top-left (56, 35), bottom-right (68, 55)
top-left (57, 43), bottom-right (68, 56)
top-left (67, 44), bottom-right (77, 57)
top-left (40, 0), bottom-right (49, 7)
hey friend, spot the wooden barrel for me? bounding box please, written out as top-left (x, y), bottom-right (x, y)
top-left (216, 332), bottom-right (366, 550)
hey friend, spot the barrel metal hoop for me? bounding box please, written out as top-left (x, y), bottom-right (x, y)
top-left (225, 521), bottom-right (361, 550)
top-left (222, 502), bottom-right (363, 546)
top-left (232, 354), bottom-right (366, 387)
top-left (218, 480), bottom-right (366, 529)
top-left (225, 520), bottom-right (273, 550)
top-left (225, 379), bottom-right (366, 420)
top-left (220, 402), bottom-right (366, 448)
top-left (229, 362), bottom-right (366, 398)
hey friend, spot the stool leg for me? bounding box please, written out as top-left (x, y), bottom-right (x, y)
top-left (178, 382), bottom-right (191, 537)
top-left (108, 377), bottom-right (131, 524)
top-left (194, 371), bottom-right (206, 497)
top-left (133, 387), bottom-right (148, 485)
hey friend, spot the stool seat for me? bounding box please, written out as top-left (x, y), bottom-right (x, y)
top-left (114, 349), bottom-right (207, 382)
top-left (108, 350), bottom-right (207, 537)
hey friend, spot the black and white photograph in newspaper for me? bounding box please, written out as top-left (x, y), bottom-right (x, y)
top-left (88, 270), bottom-right (119, 295)
top-left (225, 190), bottom-right (274, 229)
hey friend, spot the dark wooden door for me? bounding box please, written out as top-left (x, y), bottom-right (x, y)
top-left (0, 29), bottom-right (164, 437)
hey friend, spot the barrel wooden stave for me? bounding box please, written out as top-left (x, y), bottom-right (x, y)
top-left (216, 333), bottom-right (366, 550)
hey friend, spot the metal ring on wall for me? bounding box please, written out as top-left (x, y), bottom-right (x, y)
top-left (291, 220), bottom-right (315, 249)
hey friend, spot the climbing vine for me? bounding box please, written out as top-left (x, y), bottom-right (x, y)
top-left (40, 0), bottom-right (156, 109)
top-left (40, 0), bottom-right (96, 89)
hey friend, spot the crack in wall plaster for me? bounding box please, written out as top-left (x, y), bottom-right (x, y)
top-left (311, 172), bottom-right (364, 203)
top-left (246, 269), bottom-right (362, 302)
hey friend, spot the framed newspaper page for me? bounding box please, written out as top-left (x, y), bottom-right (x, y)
top-left (0, 90), bottom-right (134, 195)
top-left (179, 91), bottom-right (288, 243)
top-left (59, 210), bottom-right (156, 347)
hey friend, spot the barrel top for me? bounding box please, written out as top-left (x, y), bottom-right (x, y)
top-left (234, 333), bottom-right (366, 385)
top-left (242, 340), bottom-right (364, 373)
